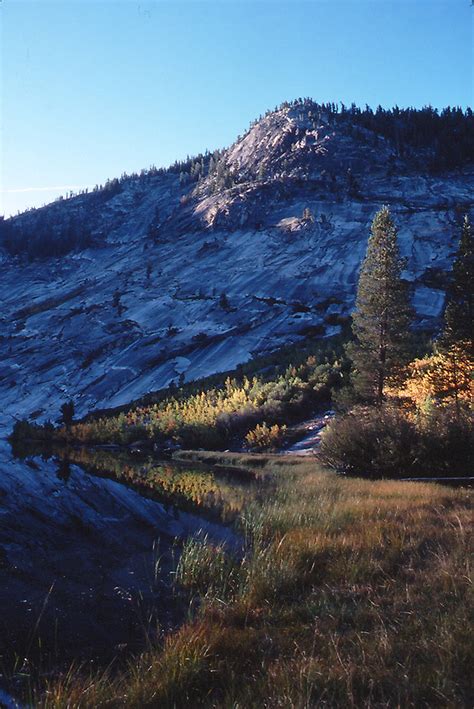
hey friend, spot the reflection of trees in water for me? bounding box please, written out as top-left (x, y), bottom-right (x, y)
top-left (8, 439), bottom-right (258, 523)
top-left (9, 436), bottom-right (53, 461)
top-left (56, 458), bottom-right (71, 483)
top-left (63, 448), bottom-right (256, 523)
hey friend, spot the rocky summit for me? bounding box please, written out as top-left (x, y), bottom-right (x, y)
top-left (1, 100), bottom-right (473, 433)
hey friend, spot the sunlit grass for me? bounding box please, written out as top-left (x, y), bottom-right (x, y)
top-left (35, 456), bottom-right (472, 707)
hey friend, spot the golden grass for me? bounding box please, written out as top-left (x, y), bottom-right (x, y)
top-left (36, 456), bottom-right (473, 708)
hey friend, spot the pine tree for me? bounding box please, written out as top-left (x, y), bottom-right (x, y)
top-left (146, 261), bottom-right (152, 282)
top-left (60, 401), bottom-right (75, 430)
top-left (442, 214), bottom-right (473, 355)
top-left (437, 214), bottom-right (473, 417)
top-left (113, 288), bottom-right (124, 316)
top-left (348, 206), bottom-right (413, 404)
top-left (219, 291), bottom-right (230, 311)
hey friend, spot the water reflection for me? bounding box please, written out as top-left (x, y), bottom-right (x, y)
top-left (56, 458), bottom-right (71, 483)
top-left (1, 440), bottom-right (255, 680)
top-left (11, 441), bottom-right (264, 524)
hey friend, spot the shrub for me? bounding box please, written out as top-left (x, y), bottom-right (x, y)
top-left (320, 405), bottom-right (473, 478)
top-left (320, 406), bottom-right (418, 477)
top-left (417, 407), bottom-right (473, 476)
top-left (13, 340), bottom-right (343, 451)
top-left (387, 344), bottom-right (473, 412)
top-left (245, 422), bottom-right (287, 452)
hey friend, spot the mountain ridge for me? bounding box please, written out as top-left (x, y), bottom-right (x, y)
top-left (1, 99), bottom-right (473, 433)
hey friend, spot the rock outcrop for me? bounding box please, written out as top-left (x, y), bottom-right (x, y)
top-left (1, 101), bottom-right (472, 432)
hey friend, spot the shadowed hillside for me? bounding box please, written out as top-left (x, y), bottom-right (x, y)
top-left (1, 99), bottom-right (473, 435)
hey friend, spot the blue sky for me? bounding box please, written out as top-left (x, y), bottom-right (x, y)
top-left (1, 0), bottom-right (473, 216)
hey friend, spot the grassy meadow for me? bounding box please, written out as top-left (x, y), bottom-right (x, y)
top-left (36, 454), bottom-right (472, 708)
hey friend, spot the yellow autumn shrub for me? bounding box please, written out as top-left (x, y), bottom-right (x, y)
top-left (245, 422), bottom-right (287, 452)
top-left (387, 342), bottom-right (473, 413)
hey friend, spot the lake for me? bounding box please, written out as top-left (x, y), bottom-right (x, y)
top-left (0, 441), bottom-right (263, 692)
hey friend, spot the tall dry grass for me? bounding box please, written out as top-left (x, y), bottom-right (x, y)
top-left (36, 457), bottom-right (472, 707)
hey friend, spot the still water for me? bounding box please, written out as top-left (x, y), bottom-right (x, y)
top-left (0, 441), bottom-right (261, 675)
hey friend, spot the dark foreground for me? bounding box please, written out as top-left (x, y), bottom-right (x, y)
top-left (0, 442), bottom-right (249, 700)
top-left (1, 447), bottom-right (471, 707)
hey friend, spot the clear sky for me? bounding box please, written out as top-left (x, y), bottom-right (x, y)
top-left (1, 0), bottom-right (473, 216)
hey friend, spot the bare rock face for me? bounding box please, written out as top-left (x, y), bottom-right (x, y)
top-left (217, 107), bottom-right (331, 181)
top-left (0, 101), bottom-right (473, 432)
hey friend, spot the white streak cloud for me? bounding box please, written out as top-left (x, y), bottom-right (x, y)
top-left (2, 185), bottom-right (90, 194)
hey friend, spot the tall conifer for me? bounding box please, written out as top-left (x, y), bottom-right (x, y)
top-left (442, 214), bottom-right (473, 355)
top-left (438, 214), bottom-right (473, 417)
top-left (348, 206), bottom-right (413, 403)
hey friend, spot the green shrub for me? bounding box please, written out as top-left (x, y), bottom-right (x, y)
top-left (320, 405), bottom-right (473, 478)
top-left (417, 408), bottom-right (473, 476)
